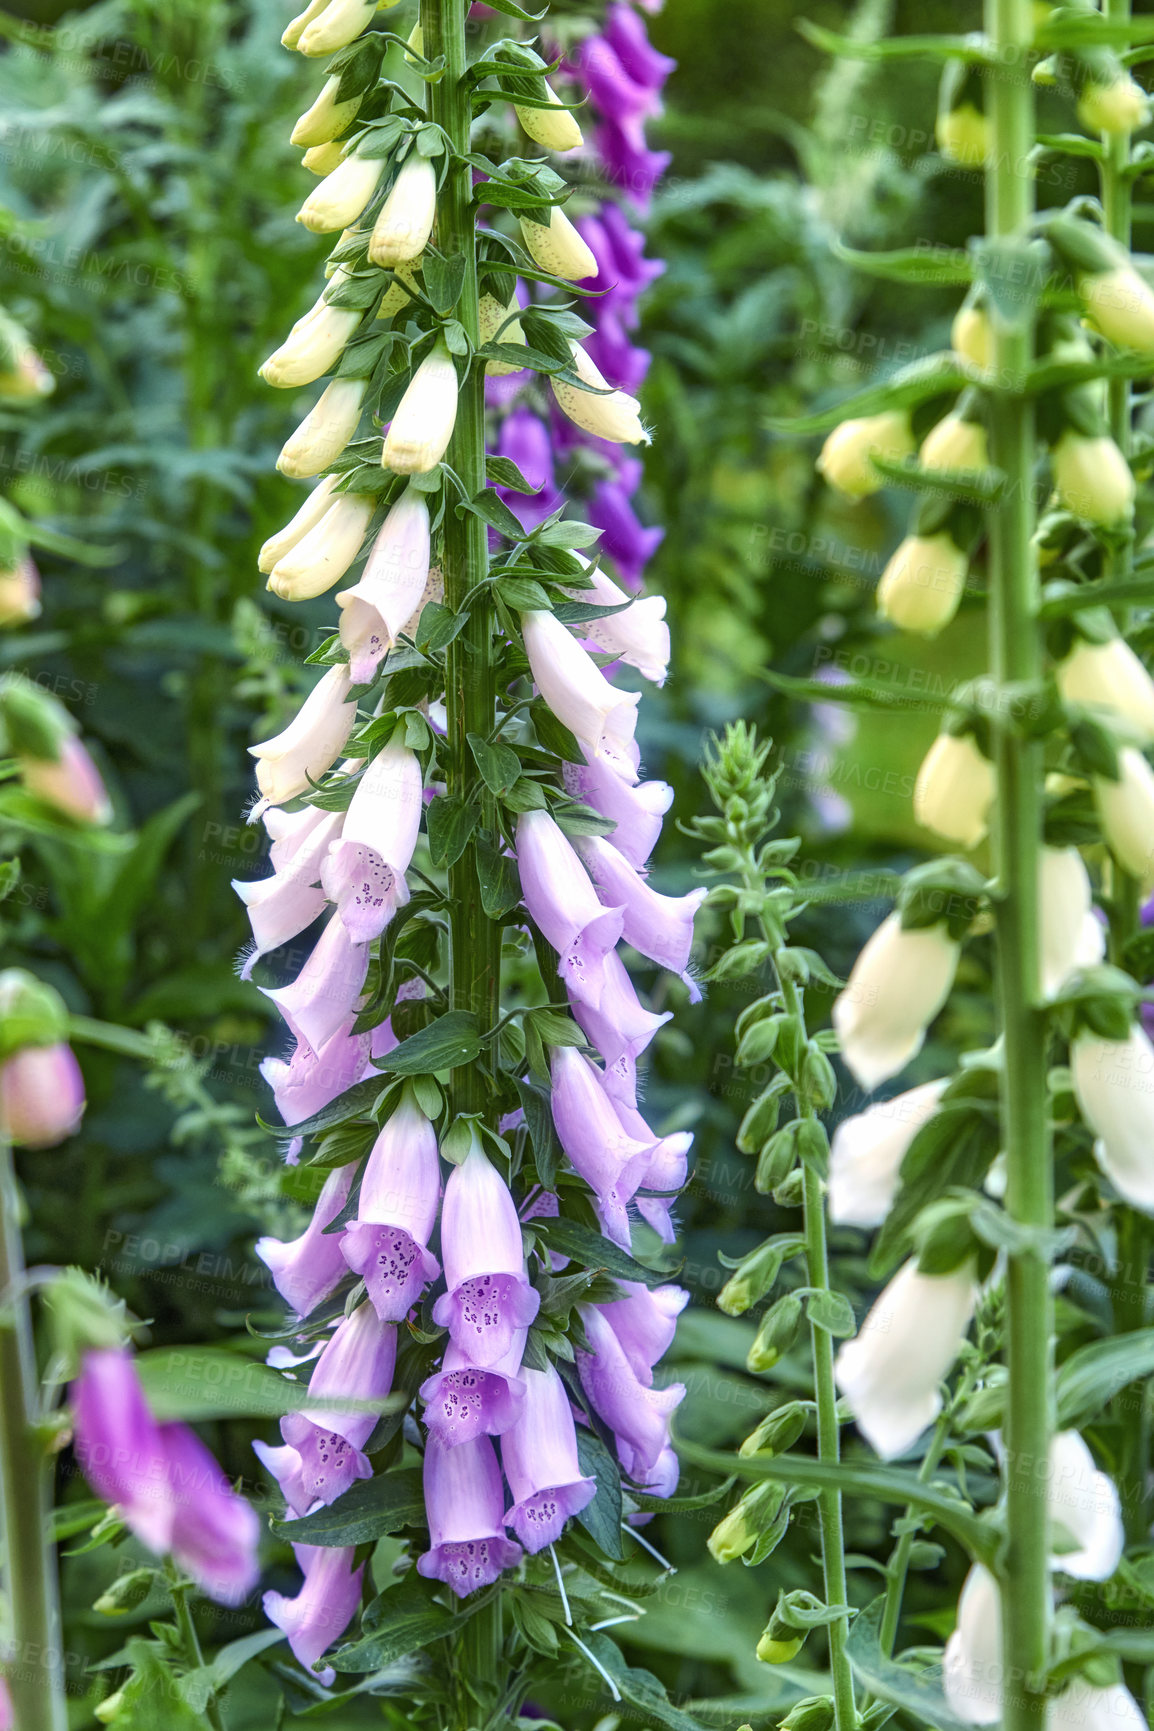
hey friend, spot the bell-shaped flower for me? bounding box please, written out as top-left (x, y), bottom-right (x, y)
top-left (248, 664), bottom-right (358, 816)
top-left (599, 1281), bottom-right (688, 1384)
top-left (1078, 262), bottom-right (1154, 352)
top-left (279, 1302), bottom-right (397, 1511)
top-left (297, 152), bottom-right (385, 234)
top-left (1052, 432), bottom-right (1134, 525)
top-left (1094, 746), bottom-right (1154, 884)
top-left (157, 1423), bottom-right (262, 1607)
top-left (919, 412), bottom-right (990, 474)
top-left (942, 1563), bottom-right (1003, 1725)
top-left (418, 1434), bottom-right (524, 1596)
top-left (1049, 1682), bottom-right (1148, 1731)
top-left (376, 257), bottom-right (424, 321)
top-left (576, 1303), bottom-right (685, 1481)
top-left (302, 140), bottom-right (345, 176)
top-left (876, 532), bottom-right (969, 636)
top-left (1078, 73), bottom-right (1151, 133)
top-left (828, 1079), bottom-right (949, 1228)
top-left (262, 913), bottom-right (370, 1055)
top-left (549, 1046), bottom-right (654, 1245)
top-left (382, 344), bottom-right (459, 474)
top-left (560, 555), bottom-right (669, 684)
top-left (259, 475), bottom-right (340, 573)
top-left (267, 491), bottom-right (375, 602)
top-left (914, 731), bottom-right (995, 849)
top-left (573, 945), bottom-right (672, 1075)
top-left (1039, 846), bottom-right (1104, 999)
top-left (21, 735), bottom-right (111, 826)
top-left (478, 289), bottom-right (527, 376)
top-left (420, 1334), bottom-right (527, 1447)
top-left (515, 83), bottom-right (584, 153)
top-left (575, 833), bottom-right (705, 987)
top-left (298, 0), bottom-right (389, 56)
top-left (263, 1544), bottom-right (363, 1686)
top-left (341, 1092), bottom-right (441, 1319)
top-left (521, 607), bottom-right (640, 762)
top-left (235, 807), bottom-right (341, 979)
top-left (0, 1041), bottom-right (85, 1148)
top-left (563, 748), bottom-right (672, 867)
top-left (260, 300), bottom-right (362, 389)
top-left (1057, 635), bottom-right (1154, 746)
top-left (1071, 1021), bottom-right (1154, 1211)
top-left (321, 742), bottom-right (423, 942)
top-left (1048, 1428), bottom-right (1124, 1581)
top-left (291, 72), bottom-right (363, 147)
top-left (337, 488), bottom-right (431, 684)
top-left (368, 153), bottom-right (437, 266)
top-left (551, 342), bottom-right (649, 444)
top-left (500, 1363), bottom-right (596, 1552)
top-left (834, 1258), bottom-right (978, 1459)
top-left (816, 410), bottom-right (914, 499)
top-left (519, 208), bottom-right (598, 281)
top-left (261, 1020), bottom-right (371, 1153)
top-left (283, 0), bottom-right (330, 52)
top-left (432, 1144), bottom-right (540, 1366)
top-left (256, 1163), bottom-right (355, 1318)
top-left (952, 302), bottom-right (994, 374)
top-left (635, 1127), bottom-right (693, 1243)
top-left (278, 378), bottom-right (366, 479)
top-left (833, 912), bottom-right (961, 1092)
top-left (516, 809), bottom-right (624, 1009)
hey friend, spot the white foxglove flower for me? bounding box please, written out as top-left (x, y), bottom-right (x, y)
top-left (1077, 75), bottom-right (1151, 135)
top-left (368, 154), bottom-right (437, 266)
top-left (936, 104), bottom-right (990, 167)
top-left (1049, 1682), bottom-right (1147, 1731)
top-left (1093, 746), bottom-right (1154, 883)
top-left (298, 0), bottom-right (390, 58)
top-left (833, 912), bottom-right (961, 1092)
top-left (277, 378), bottom-right (366, 479)
top-left (1071, 1022), bottom-right (1154, 1212)
top-left (282, 0), bottom-right (329, 50)
top-left (1079, 265), bottom-right (1154, 353)
top-left (515, 84), bottom-right (584, 152)
top-left (382, 346), bottom-right (459, 475)
top-left (259, 302), bottom-right (361, 389)
top-left (1051, 432), bottom-right (1134, 525)
top-left (1056, 636), bottom-right (1154, 745)
top-left (478, 291), bottom-right (526, 375)
top-left (297, 152), bottom-right (386, 234)
top-left (521, 607), bottom-right (640, 764)
top-left (952, 304), bottom-right (994, 374)
top-left (519, 208), bottom-right (598, 281)
top-left (322, 742), bottom-right (423, 941)
top-left (1039, 846), bottom-right (1104, 999)
top-left (835, 1258), bottom-right (978, 1459)
top-left (267, 492), bottom-right (375, 602)
top-left (816, 410), bottom-right (914, 499)
top-left (914, 732), bottom-right (995, 849)
top-left (291, 74), bottom-right (363, 147)
top-left (942, 1564), bottom-right (1003, 1725)
top-left (259, 475), bottom-right (340, 574)
top-left (376, 259), bottom-right (423, 321)
top-left (919, 413), bottom-right (990, 473)
top-left (828, 1080), bottom-right (948, 1228)
top-left (249, 666), bottom-right (358, 816)
top-left (337, 488), bottom-right (432, 684)
top-left (551, 343), bottom-right (649, 444)
top-left (302, 141), bottom-right (346, 177)
top-left (876, 533), bottom-right (969, 636)
top-left (1048, 1429), bottom-right (1123, 1581)
top-left (560, 555), bottom-right (669, 685)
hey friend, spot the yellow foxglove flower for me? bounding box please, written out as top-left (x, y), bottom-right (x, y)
top-left (302, 141), bottom-right (346, 177)
top-left (477, 291), bottom-right (526, 375)
top-left (259, 475), bottom-right (340, 573)
top-left (1056, 635), bottom-right (1154, 744)
top-left (816, 410), bottom-right (914, 498)
top-left (876, 532), bottom-right (968, 636)
top-left (1093, 746), bottom-right (1154, 883)
top-left (297, 152), bottom-right (385, 233)
top-left (1038, 846), bottom-right (1104, 1000)
top-left (291, 75), bottom-right (362, 148)
top-left (259, 302), bottom-right (361, 389)
top-left (914, 731), bottom-right (995, 849)
top-left (519, 208), bottom-right (598, 281)
top-left (1051, 431), bottom-right (1134, 525)
top-left (277, 378), bottom-right (367, 479)
top-left (515, 84), bottom-right (584, 153)
top-left (1072, 1022), bottom-right (1154, 1212)
top-left (951, 302), bottom-right (994, 374)
top-left (382, 345), bottom-right (459, 474)
top-left (282, 0), bottom-right (329, 50)
top-left (298, 0), bottom-right (383, 58)
top-left (919, 413), bottom-right (989, 473)
top-left (368, 155), bottom-right (437, 267)
top-left (249, 666), bottom-right (358, 814)
top-left (1079, 264), bottom-right (1154, 353)
top-left (936, 104), bottom-right (990, 166)
top-left (376, 259), bottom-right (424, 321)
top-left (832, 912), bottom-right (960, 1091)
top-left (1078, 75), bottom-right (1151, 136)
top-left (267, 492), bottom-right (375, 601)
top-left (551, 342), bottom-right (648, 444)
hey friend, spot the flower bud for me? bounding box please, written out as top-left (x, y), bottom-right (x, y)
top-left (707, 1482), bottom-right (784, 1564)
top-left (297, 0), bottom-right (382, 58)
top-left (94, 1690), bottom-right (125, 1724)
top-left (368, 154), bottom-right (437, 266)
top-left (291, 74), bottom-right (363, 148)
top-left (914, 730), bottom-right (995, 848)
top-left (93, 1568), bottom-right (156, 1616)
top-left (951, 302), bottom-right (994, 374)
top-left (382, 344), bottom-right (459, 474)
top-left (519, 208), bottom-right (598, 281)
top-left (1079, 265), bottom-right (1154, 353)
top-left (876, 532), bottom-right (968, 636)
top-left (551, 342), bottom-right (648, 444)
top-left (21, 735), bottom-right (112, 826)
top-left (0, 554), bottom-right (40, 624)
top-left (1078, 75), bottom-right (1151, 135)
top-left (739, 1402), bottom-right (807, 1459)
top-left (297, 151), bottom-right (386, 233)
top-left (833, 912), bottom-right (960, 1092)
top-left (756, 1633), bottom-right (805, 1665)
top-left (0, 310), bottom-right (53, 401)
top-left (258, 474), bottom-right (340, 572)
top-left (1093, 746), bottom-right (1154, 883)
top-left (301, 140), bottom-right (346, 176)
top-left (478, 290), bottom-right (527, 375)
top-left (515, 83), bottom-right (584, 152)
top-left (746, 1293), bottom-right (803, 1373)
top-left (936, 104), bottom-right (990, 166)
top-left (779, 1698), bottom-right (834, 1731)
top-left (0, 1042), bottom-right (85, 1148)
top-left (1051, 431), bottom-right (1134, 525)
top-left (816, 410), bottom-right (914, 499)
top-left (267, 491), bottom-right (375, 601)
top-left (919, 412), bottom-right (989, 473)
top-left (1057, 635), bottom-right (1154, 745)
top-left (259, 302), bottom-right (361, 389)
top-left (277, 377), bottom-right (366, 479)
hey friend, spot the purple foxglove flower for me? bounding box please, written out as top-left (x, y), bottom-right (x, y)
top-left (586, 306), bottom-right (651, 397)
top-left (549, 1046), bottom-right (654, 1246)
top-left (235, 808), bottom-right (341, 980)
top-left (577, 1303), bottom-right (685, 1481)
top-left (562, 748), bottom-right (672, 868)
top-left (261, 1021), bottom-right (372, 1158)
top-left (279, 1302), bottom-right (397, 1510)
top-left (336, 488), bottom-right (432, 685)
top-left (248, 664), bottom-right (357, 819)
top-left (635, 1126), bottom-right (692, 1243)
top-left (576, 207), bottom-right (663, 316)
top-left (594, 116), bottom-right (671, 209)
top-left (157, 1422), bottom-right (261, 1606)
top-left (417, 1434), bottom-right (523, 1597)
top-left (264, 1543), bottom-right (363, 1685)
top-left (341, 1092), bottom-right (441, 1321)
top-left (576, 834), bottom-right (704, 987)
top-left (321, 744), bottom-right (423, 943)
top-left (578, 35), bottom-right (658, 122)
top-left (521, 607), bottom-right (640, 763)
top-left (0, 1041), bottom-right (85, 1148)
top-left (603, 3), bottom-right (676, 94)
top-left (431, 1144), bottom-right (540, 1367)
top-left (496, 407), bottom-right (563, 532)
top-left (419, 1334), bottom-right (527, 1447)
top-left (256, 1163), bottom-right (355, 1317)
top-left (516, 810), bottom-right (624, 1009)
top-left (588, 474), bottom-right (664, 589)
top-left (262, 913), bottom-right (370, 1054)
top-left (572, 946), bottom-right (671, 1074)
top-left (500, 1363), bottom-right (595, 1551)
top-left (636, 1445), bottom-right (680, 1501)
top-left (561, 558), bottom-right (669, 685)
top-left (600, 1281), bottom-right (688, 1384)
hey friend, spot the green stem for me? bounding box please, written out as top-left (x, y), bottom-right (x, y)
top-left (0, 1142), bottom-right (67, 1731)
top-left (984, 6), bottom-right (1052, 1728)
top-left (165, 1560), bottom-right (224, 1731)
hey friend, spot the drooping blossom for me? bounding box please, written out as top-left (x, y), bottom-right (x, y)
top-left (500, 1363), bottom-right (595, 1551)
top-left (418, 1434), bottom-right (523, 1596)
top-left (321, 743), bottom-right (424, 942)
top-left (432, 1144), bottom-right (541, 1366)
top-left (261, 912), bottom-right (370, 1054)
top-left (576, 1302), bottom-right (685, 1482)
top-left (255, 1162), bottom-right (355, 1317)
top-left (341, 1091), bottom-right (441, 1320)
top-left (419, 1334), bottom-right (527, 1447)
top-left (275, 1302), bottom-right (397, 1513)
top-left (516, 809), bottom-right (624, 1008)
top-left (263, 1544), bottom-right (364, 1686)
top-left (0, 1042), bottom-right (86, 1148)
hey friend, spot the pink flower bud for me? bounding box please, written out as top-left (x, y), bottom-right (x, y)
top-left (0, 1042), bottom-right (85, 1147)
top-left (21, 735), bottom-right (112, 826)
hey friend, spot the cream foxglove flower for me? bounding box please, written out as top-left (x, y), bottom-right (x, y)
top-left (1071, 1021), bottom-right (1154, 1212)
top-left (1077, 75), bottom-right (1151, 136)
top-left (1048, 1429), bottom-right (1123, 1581)
top-left (1079, 264), bottom-right (1154, 353)
top-left (382, 346), bottom-right (459, 474)
top-left (368, 154), bottom-right (437, 267)
top-left (559, 555), bottom-right (669, 685)
top-left (297, 152), bottom-right (386, 234)
top-left (302, 142), bottom-right (346, 177)
top-left (259, 475), bottom-right (340, 574)
top-left (816, 410), bottom-right (914, 499)
top-left (914, 731), bottom-right (995, 849)
top-left (942, 1564), bottom-right (1003, 1725)
top-left (832, 912), bottom-right (960, 1092)
top-left (291, 75), bottom-right (363, 148)
top-left (835, 1258), bottom-right (978, 1459)
top-left (259, 302), bottom-right (361, 389)
top-left (521, 607), bottom-right (640, 765)
top-left (376, 259), bottom-right (423, 321)
top-left (876, 533), bottom-right (968, 636)
top-left (1039, 846), bottom-right (1104, 1000)
top-left (551, 343), bottom-right (648, 445)
top-left (952, 303), bottom-right (994, 374)
top-left (477, 291), bottom-right (527, 375)
top-left (1049, 1683), bottom-right (1147, 1731)
top-left (1056, 636), bottom-right (1154, 745)
top-left (1093, 746), bottom-right (1154, 884)
top-left (519, 208), bottom-right (598, 281)
top-left (1051, 432), bottom-right (1134, 525)
top-left (297, 0), bottom-right (393, 58)
top-left (828, 1079), bottom-right (948, 1228)
top-left (267, 492), bottom-right (375, 602)
top-left (277, 378), bottom-right (366, 479)
top-left (919, 413), bottom-right (990, 474)
top-left (282, 0), bottom-right (329, 51)
top-left (249, 666), bottom-right (358, 816)
top-left (515, 84), bottom-right (584, 153)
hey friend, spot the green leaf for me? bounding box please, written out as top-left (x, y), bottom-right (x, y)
top-left (272, 1469), bottom-right (425, 1546)
top-left (1056, 1328), bottom-right (1154, 1428)
top-left (803, 1288), bottom-right (857, 1338)
top-left (797, 19), bottom-right (992, 62)
top-left (534, 1219), bottom-right (674, 1291)
top-left (330, 1577), bottom-right (470, 1673)
top-left (114, 1639), bottom-right (213, 1730)
top-left (134, 1348), bottom-right (392, 1422)
top-left (761, 667), bottom-right (955, 716)
top-left (476, 830), bottom-right (522, 918)
top-left (871, 1096), bottom-right (1000, 1273)
top-left (486, 454), bottom-right (538, 494)
top-left (416, 600), bottom-right (470, 654)
top-left (845, 1597), bottom-right (975, 1731)
top-left (422, 251), bottom-right (467, 315)
top-left (498, 575), bottom-right (554, 612)
top-left (377, 1010), bottom-right (482, 1075)
top-left (502, 777), bottom-right (548, 813)
top-left (530, 700), bottom-right (584, 763)
top-left (575, 1424), bottom-right (624, 1560)
top-left (426, 792), bottom-right (480, 868)
top-left (468, 731), bottom-right (522, 795)
top-left (833, 241), bottom-right (974, 286)
top-left (514, 1075), bottom-right (563, 1189)
top-left (465, 487), bottom-right (527, 540)
top-left (767, 353), bottom-right (968, 435)
top-left (572, 1634), bottom-right (717, 1731)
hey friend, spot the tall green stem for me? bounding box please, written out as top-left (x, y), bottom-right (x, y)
top-left (0, 1142), bottom-right (67, 1731)
top-left (984, 5), bottom-right (1052, 1727)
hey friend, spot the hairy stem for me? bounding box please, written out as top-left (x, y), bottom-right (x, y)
top-left (165, 1560), bottom-right (224, 1731)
